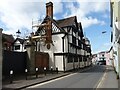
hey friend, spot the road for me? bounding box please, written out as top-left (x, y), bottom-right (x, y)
top-left (25, 65), bottom-right (106, 88)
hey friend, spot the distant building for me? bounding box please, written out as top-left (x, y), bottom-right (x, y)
top-left (105, 51), bottom-right (113, 66)
top-left (92, 51), bottom-right (113, 66)
top-left (97, 51), bottom-right (106, 62)
top-left (92, 54), bottom-right (97, 65)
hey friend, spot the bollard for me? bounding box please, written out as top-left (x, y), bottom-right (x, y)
top-left (51, 66), bottom-right (53, 74)
top-left (56, 67), bottom-right (58, 74)
top-left (36, 68), bottom-right (39, 78)
top-left (10, 70), bottom-right (13, 84)
top-left (44, 67), bottom-right (46, 76)
top-left (25, 69), bottom-right (28, 80)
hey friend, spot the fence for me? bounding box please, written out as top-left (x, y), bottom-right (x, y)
top-left (3, 50), bottom-right (27, 76)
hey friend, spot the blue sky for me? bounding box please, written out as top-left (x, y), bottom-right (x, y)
top-left (0, 0), bottom-right (111, 54)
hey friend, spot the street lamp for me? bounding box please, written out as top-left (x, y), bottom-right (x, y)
top-left (16, 29), bottom-right (21, 38)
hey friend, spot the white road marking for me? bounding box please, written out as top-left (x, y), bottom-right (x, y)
top-left (96, 69), bottom-right (107, 89)
top-left (27, 73), bottom-right (78, 88)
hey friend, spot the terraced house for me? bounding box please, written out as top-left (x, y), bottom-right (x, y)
top-left (31, 2), bottom-right (92, 71)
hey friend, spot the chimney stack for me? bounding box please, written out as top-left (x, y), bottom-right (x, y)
top-left (46, 2), bottom-right (53, 19)
top-left (45, 2), bottom-right (53, 49)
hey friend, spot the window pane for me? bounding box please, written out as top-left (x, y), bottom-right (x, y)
top-left (15, 45), bottom-right (20, 50)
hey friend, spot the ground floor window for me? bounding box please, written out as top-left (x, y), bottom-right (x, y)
top-left (79, 56), bottom-right (82, 62)
top-left (74, 56), bottom-right (78, 62)
top-left (67, 55), bottom-right (73, 63)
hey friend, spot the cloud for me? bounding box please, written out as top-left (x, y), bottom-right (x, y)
top-left (0, 0), bottom-right (110, 37)
top-left (103, 43), bottom-right (111, 47)
top-left (79, 16), bottom-right (106, 28)
top-left (0, 0), bottom-right (46, 37)
top-left (64, 1), bottom-right (109, 29)
top-left (0, 0), bottom-right (64, 37)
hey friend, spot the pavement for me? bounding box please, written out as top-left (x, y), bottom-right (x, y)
top-left (2, 71), bottom-right (70, 90)
top-left (2, 65), bottom-right (119, 89)
top-left (96, 65), bottom-right (119, 89)
top-left (2, 66), bottom-right (92, 90)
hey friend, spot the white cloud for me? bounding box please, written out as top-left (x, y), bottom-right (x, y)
top-left (64, 1), bottom-right (109, 29)
top-left (103, 43), bottom-right (111, 47)
top-left (0, 0), bottom-right (110, 37)
top-left (0, 0), bottom-right (64, 37)
top-left (79, 16), bottom-right (106, 28)
top-left (0, 0), bottom-right (46, 37)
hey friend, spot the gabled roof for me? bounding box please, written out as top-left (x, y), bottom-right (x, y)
top-left (2, 33), bottom-right (14, 43)
top-left (36, 16), bottom-right (66, 35)
top-left (56, 16), bottom-right (77, 28)
top-left (14, 38), bottom-right (25, 44)
top-left (36, 15), bottom-right (84, 38)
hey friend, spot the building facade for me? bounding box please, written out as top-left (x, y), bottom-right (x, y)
top-left (92, 51), bottom-right (112, 66)
top-left (32, 2), bottom-right (92, 71)
top-left (110, 0), bottom-right (120, 78)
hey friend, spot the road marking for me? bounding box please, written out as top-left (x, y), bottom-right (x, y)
top-left (95, 69), bottom-right (107, 89)
top-left (27, 73), bottom-right (78, 88)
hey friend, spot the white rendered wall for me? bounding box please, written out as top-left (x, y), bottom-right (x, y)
top-left (40, 34), bottom-right (64, 70)
top-left (55, 56), bottom-right (63, 71)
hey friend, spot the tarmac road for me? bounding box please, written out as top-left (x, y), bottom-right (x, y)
top-left (26, 65), bottom-right (106, 88)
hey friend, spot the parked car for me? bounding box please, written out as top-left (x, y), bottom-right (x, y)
top-left (98, 61), bottom-right (106, 65)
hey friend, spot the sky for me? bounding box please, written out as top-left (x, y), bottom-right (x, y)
top-left (0, 0), bottom-right (111, 54)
